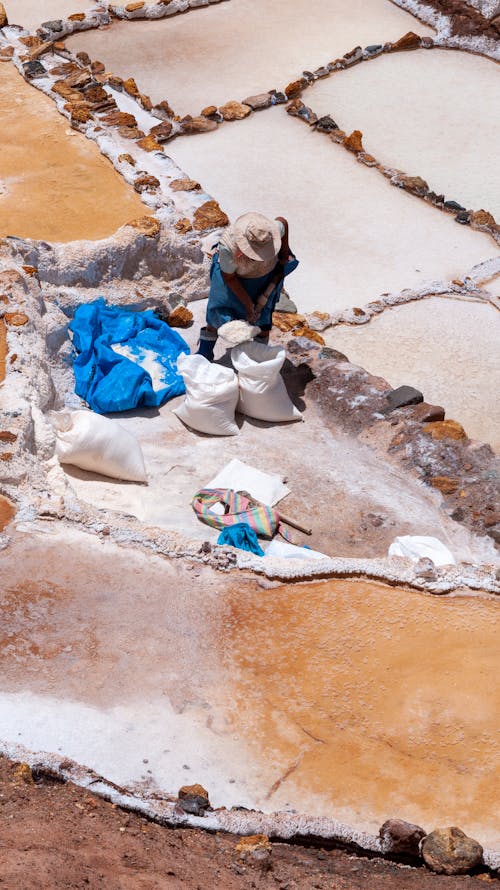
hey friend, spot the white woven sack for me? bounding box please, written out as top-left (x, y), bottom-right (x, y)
top-left (388, 535), bottom-right (456, 566)
top-left (52, 409), bottom-right (147, 482)
top-left (173, 353), bottom-right (239, 436)
top-left (231, 341), bottom-right (302, 423)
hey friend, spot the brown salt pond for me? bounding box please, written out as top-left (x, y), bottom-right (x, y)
top-left (0, 529), bottom-right (498, 847)
top-left (0, 64), bottom-right (144, 242)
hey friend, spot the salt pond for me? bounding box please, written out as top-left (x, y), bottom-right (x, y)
top-left (67, 0), bottom-right (433, 116)
top-left (1, 529), bottom-right (499, 847)
top-left (167, 111), bottom-right (496, 313)
top-left (306, 48), bottom-right (500, 221)
top-left (329, 297), bottom-right (500, 452)
top-left (0, 64), bottom-right (144, 242)
top-left (3, 0), bottom-right (97, 31)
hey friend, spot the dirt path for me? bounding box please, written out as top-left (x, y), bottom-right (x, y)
top-left (0, 757), bottom-right (497, 890)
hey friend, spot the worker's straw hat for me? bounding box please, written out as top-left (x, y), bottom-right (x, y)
top-left (232, 212), bottom-right (282, 263)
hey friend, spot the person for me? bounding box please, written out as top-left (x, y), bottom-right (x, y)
top-left (197, 212), bottom-right (299, 361)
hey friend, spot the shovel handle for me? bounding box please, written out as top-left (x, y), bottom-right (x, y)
top-left (278, 512), bottom-right (312, 536)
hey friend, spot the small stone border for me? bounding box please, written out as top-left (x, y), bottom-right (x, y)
top-left (391, 0), bottom-right (500, 60)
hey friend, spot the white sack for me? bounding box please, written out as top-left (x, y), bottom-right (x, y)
top-left (388, 535), bottom-right (456, 566)
top-left (206, 458), bottom-right (289, 506)
top-left (173, 353), bottom-right (239, 436)
top-left (231, 341), bottom-right (302, 423)
top-left (51, 409), bottom-right (147, 482)
top-left (265, 540), bottom-right (329, 560)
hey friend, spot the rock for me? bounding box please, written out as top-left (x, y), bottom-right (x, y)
top-left (236, 835), bottom-right (272, 864)
top-left (344, 130), bottom-right (364, 153)
top-left (455, 210), bottom-right (471, 224)
top-left (412, 402), bottom-right (445, 423)
top-left (123, 77), bottom-right (140, 97)
top-left (421, 828), bottom-right (483, 875)
top-left (219, 100), bottom-right (252, 121)
top-left (178, 784), bottom-right (210, 816)
top-left (286, 99), bottom-right (317, 124)
top-left (13, 763), bottom-right (34, 784)
top-left (137, 135), bottom-right (163, 152)
top-left (166, 305), bottom-right (193, 328)
top-left (153, 99), bottom-right (175, 120)
top-left (102, 110), bottom-right (137, 128)
top-left (126, 1), bottom-right (145, 10)
top-left (427, 191), bottom-right (445, 205)
top-left (444, 200), bottom-right (466, 212)
top-left (429, 476), bottom-right (459, 494)
top-left (394, 174), bottom-right (429, 196)
top-left (5, 312), bottom-right (29, 326)
top-left (180, 116), bottom-right (218, 134)
top-left (193, 201), bottom-right (229, 231)
top-left (106, 75), bottom-right (123, 90)
top-left (0, 431), bottom-right (17, 443)
top-left (390, 31), bottom-right (422, 51)
top-left (386, 385), bottom-right (424, 411)
top-left (424, 420), bottom-right (467, 441)
top-left (0, 45), bottom-right (14, 60)
top-left (127, 216), bottom-right (160, 238)
top-left (84, 84), bottom-right (109, 105)
top-left (24, 60), bottom-right (47, 80)
top-left (343, 45), bottom-right (363, 64)
top-left (274, 289), bottom-right (297, 313)
top-left (91, 60), bottom-right (105, 74)
top-left (470, 209), bottom-right (496, 227)
top-left (133, 174), bottom-right (160, 194)
top-left (149, 121), bottom-right (173, 141)
top-left (41, 19), bottom-right (63, 32)
top-left (379, 819), bottom-right (426, 856)
top-left (314, 65), bottom-right (330, 78)
top-left (358, 152), bottom-right (378, 166)
top-left (118, 153), bottom-right (135, 166)
top-left (307, 311), bottom-right (331, 331)
top-left (169, 179), bottom-right (201, 192)
top-left (64, 68), bottom-right (93, 89)
top-left (293, 326), bottom-right (325, 345)
top-left (68, 12), bottom-right (86, 21)
top-left (241, 92), bottom-right (273, 110)
top-left (314, 114), bottom-right (339, 132)
top-left (201, 105), bottom-right (218, 118)
top-left (67, 103), bottom-right (93, 124)
top-left (365, 43), bottom-right (383, 55)
top-left (175, 218), bottom-right (193, 234)
top-left (269, 89), bottom-right (287, 104)
top-left (414, 557), bottom-right (437, 580)
top-left (75, 51), bottom-right (91, 66)
top-left (0, 2), bottom-right (7, 26)
top-left (319, 346), bottom-right (348, 362)
top-left (272, 312), bottom-right (305, 332)
top-left (117, 126), bottom-right (144, 139)
top-left (284, 78), bottom-right (307, 98)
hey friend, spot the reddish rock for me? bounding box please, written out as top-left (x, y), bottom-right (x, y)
top-left (429, 476), bottom-right (459, 494)
top-left (149, 121), bottom-right (173, 141)
top-left (394, 173), bottom-right (429, 195)
top-left (0, 2), bottom-right (8, 27)
top-left (169, 179), bottom-right (201, 192)
top-left (153, 99), bottom-right (175, 119)
top-left (421, 828), bottom-right (483, 875)
top-left (272, 312), bottom-right (305, 332)
top-left (344, 130), bottom-right (364, 153)
top-left (201, 105), bottom-right (218, 118)
top-left (412, 403), bottom-right (445, 423)
top-left (180, 116), bottom-right (218, 134)
top-left (293, 326), bottom-right (325, 345)
top-left (102, 110), bottom-right (137, 128)
top-left (68, 12), bottom-right (86, 21)
top-left (236, 835), bottom-right (272, 863)
top-left (137, 134), bottom-right (163, 152)
top-left (127, 216), bottom-right (160, 238)
top-left (379, 819), bottom-right (426, 856)
top-left (219, 100), bottom-right (252, 121)
top-left (133, 174), bottom-right (160, 194)
top-left (140, 93), bottom-right (153, 111)
top-left (84, 84), bottom-right (108, 105)
top-left (390, 31), bottom-right (422, 51)
top-left (424, 420), bottom-right (467, 441)
top-left (5, 312), bottom-right (29, 326)
top-left (107, 75), bottom-right (123, 90)
top-left (0, 431), bottom-right (17, 443)
top-left (166, 305), bottom-right (193, 328)
top-left (117, 153), bottom-right (135, 165)
top-left (91, 60), bottom-right (106, 75)
top-left (52, 81), bottom-right (83, 102)
top-left (193, 201), bottom-right (229, 231)
top-left (174, 218), bottom-right (193, 234)
top-left (126, 0), bottom-right (145, 10)
top-left (13, 763), bottom-right (34, 785)
top-left (0, 453), bottom-right (13, 462)
top-left (470, 209), bottom-right (496, 227)
top-left (63, 68), bottom-right (92, 89)
top-left (67, 103), bottom-right (93, 124)
top-left (123, 77), bottom-right (140, 97)
top-left (0, 45), bottom-right (14, 60)
top-left (22, 266), bottom-right (38, 277)
top-left (241, 92), bottom-right (273, 110)
top-left (117, 126), bottom-right (144, 139)
top-left (284, 78), bottom-right (307, 98)
top-left (178, 784), bottom-right (209, 816)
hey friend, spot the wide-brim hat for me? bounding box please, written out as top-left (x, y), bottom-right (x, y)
top-left (232, 212), bottom-right (282, 263)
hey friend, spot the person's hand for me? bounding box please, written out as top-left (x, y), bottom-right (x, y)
top-left (246, 306), bottom-right (259, 324)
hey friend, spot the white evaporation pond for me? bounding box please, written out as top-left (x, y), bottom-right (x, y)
top-left (3, 1), bottom-right (96, 30)
top-left (168, 111), bottom-right (497, 313)
top-left (307, 49), bottom-right (500, 221)
top-left (330, 297), bottom-right (500, 451)
top-left (66, 0), bottom-right (433, 116)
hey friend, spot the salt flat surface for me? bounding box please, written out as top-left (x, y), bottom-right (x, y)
top-left (3, 0), bottom-right (97, 31)
top-left (330, 297), bottom-right (500, 452)
top-left (67, 0), bottom-right (433, 116)
top-left (1, 529), bottom-right (499, 846)
top-left (168, 111), bottom-right (496, 313)
top-left (307, 49), bottom-right (500, 221)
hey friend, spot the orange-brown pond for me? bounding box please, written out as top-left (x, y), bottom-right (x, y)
top-left (0, 530), bottom-right (498, 847)
top-left (0, 64), bottom-right (144, 241)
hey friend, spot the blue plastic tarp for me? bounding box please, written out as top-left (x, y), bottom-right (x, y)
top-left (69, 298), bottom-right (190, 414)
top-left (217, 523), bottom-right (265, 556)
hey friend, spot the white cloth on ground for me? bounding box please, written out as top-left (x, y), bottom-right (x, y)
top-left (265, 540), bottom-right (329, 561)
top-left (205, 458), bottom-right (289, 506)
top-left (388, 536), bottom-right (456, 566)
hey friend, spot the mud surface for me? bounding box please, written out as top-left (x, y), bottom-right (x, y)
top-left (0, 64), bottom-right (144, 242)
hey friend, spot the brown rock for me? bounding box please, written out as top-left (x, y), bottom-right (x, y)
top-left (201, 105), bottom-right (218, 118)
top-left (0, 2), bottom-right (8, 27)
top-left (395, 174), bottom-right (429, 195)
top-left (126, 1), bottom-right (145, 10)
top-left (0, 431), bottom-right (17, 443)
top-left (421, 828), bottom-right (483, 875)
top-left (118, 153), bottom-right (136, 166)
top-left (166, 305), bottom-right (193, 328)
top-left (219, 100), bottom-right (252, 121)
top-left (293, 326), bottom-right (325, 345)
top-left (424, 420), bottom-right (466, 441)
top-left (102, 110), bottom-right (137, 128)
top-left (470, 209), bottom-right (496, 227)
top-left (68, 12), bottom-right (86, 21)
top-left (83, 84), bottom-right (109, 105)
top-left (149, 121), bottom-right (173, 141)
top-left (52, 82), bottom-right (83, 103)
top-left (153, 99), bottom-right (175, 119)
top-left (358, 152), bottom-right (378, 166)
top-left (236, 835), bottom-right (272, 863)
top-left (51, 62), bottom-right (78, 76)
top-left (175, 218), bottom-right (193, 234)
top-left (137, 135), bottom-right (163, 152)
top-left (123, 77), bottom-right (140, 97)
top-left (0, 45), bottom-right (14, 60)
top-left (390, 31), bottom-right (422, 51)
top-left (140, 93), bottom-right (153, 111)
top-left (5, 312), bottom-right (29, 326)
top-left (169, 179), bottom-right (201, 192)
top-left (133, 174), bottom-right (160, 194)
top-left (352, 306), bottom-right (366, 316)
top-left (22, 266), bottom-right (38, 277)
top-left (13, 763), bottom-right (34, 785)
top-left (379, 819), bottom-right (426, 856)
top-left (178, 784), bottom-right (210, 816)
top-left (107, 75), bottom-right (123, 90)
top-left (241, 92), bottom-right (273, 110)
top-left (63, 68), bottom-right (92, 89)
top-left (0, 453), bottom-right (13, 462)
top-left (284, 78), bottom-right (307, 98)
top-left (127, 216), bottom-right (161, 238)
top-left (193, 200), bottom-right (229, 231)
top-left (344, 130), bottom-right (364, 153)
top-left (91, 60), bottom-right (105, 75)
top-left (272, 312), bottom-right (305, 332)
top-left (67, 103), bottom-right (93, 124)
top-left (412, 402), bottom-right (445, 423)
top-left (429, 476), bottom-right (459, 494)
top-left (180, 116), bottom-right (218, 134)
top-left (20, 36), bottom-right (42, 48)
top-left (117, 127), bottom-right (144, 139)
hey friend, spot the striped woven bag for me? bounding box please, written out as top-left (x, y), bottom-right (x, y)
top-left (192, 488), bottom-right (281, 539)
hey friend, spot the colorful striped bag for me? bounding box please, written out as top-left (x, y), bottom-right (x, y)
top-left (192, 488), bottom-right (287, 540)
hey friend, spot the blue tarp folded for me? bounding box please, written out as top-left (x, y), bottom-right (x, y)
top-left (217, 523), bottom-right (265, 556)
top-left (69, 298), bottom-right (190, 414)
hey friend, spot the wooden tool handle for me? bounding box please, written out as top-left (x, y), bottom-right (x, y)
top-left (278, 512), bottom-right (312, 536)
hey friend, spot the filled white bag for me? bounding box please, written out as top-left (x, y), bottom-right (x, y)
top-left (173, 353), bottom-right (239, 436)
top-left (231, 341), bottom-right (302, 423)
top-left (388, 536), bottom-right (456, 566)
top-left (51, 409), bottom-right (147, 482)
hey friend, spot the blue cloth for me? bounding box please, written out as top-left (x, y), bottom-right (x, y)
top-left (217, 522), bottom-right (265, 556)
top-left (70, 298), bottom-right (189, 414)
top-left (206, 253), bottom-right (299, 330)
